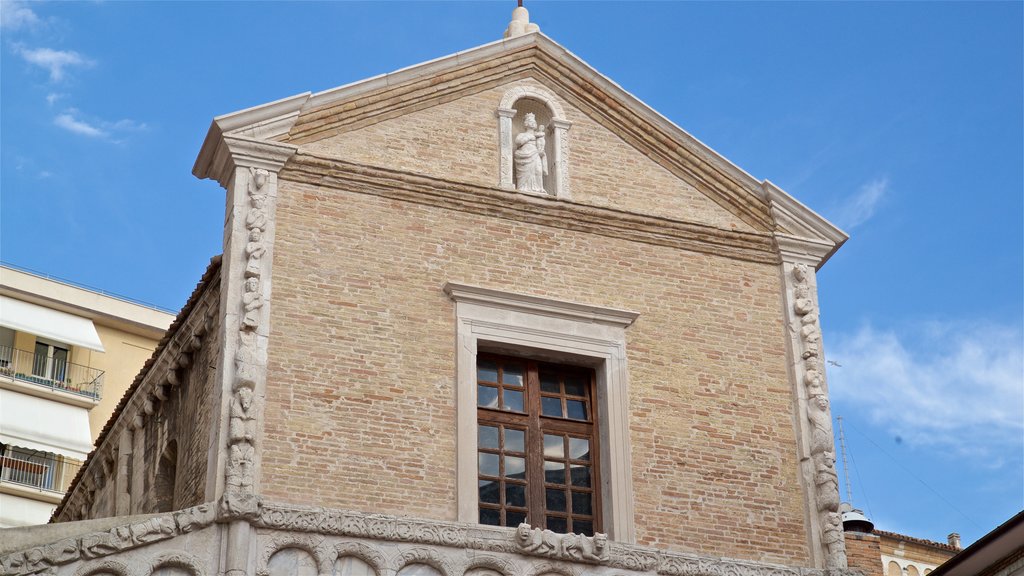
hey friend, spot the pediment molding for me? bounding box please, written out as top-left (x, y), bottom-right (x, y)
top-left (281, 153), bottom-right (780, 265)
top-left (194, 33), bottom-right (847, 268)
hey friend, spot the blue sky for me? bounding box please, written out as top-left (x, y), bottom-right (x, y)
top-left (2, 1), bottom-right (1021, 547)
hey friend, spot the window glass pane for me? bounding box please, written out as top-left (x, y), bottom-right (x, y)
top-left (503, 363), bottom-right (524, 386)
top-left (506, 511), bottom-right (527, 527)
top-left (504, 428), bottom-right (525, 453)
top-left (574, 520), bottom-right (593, 536)
top-left (563, 375), bottom-right (586, 397)
top-left (479, 508), bottom-right (500, 525)
top-left (541, 397), bottom-right (562, 417)
top-left (503, 390), bottom-right (524, 413)
top-left (478, 385), bottom-right (498, 409)
top-left (568, 437), bottom-right (590, 461)
top-left (504, 456), bottom-right (526, 479)
top-left (505, 484), bottom-right (527, 507)
top-left (477, 360), bottom-right (498, 382)
top-left (546, 516), bottom-right (567, 533)
top-left (543, 434), bottom-right (564, 458)
top-left (478, 426), bottom-right (499, 450)
top-left (540, 371), bottom-right (560, 393)
top-left (544, 460), bottom-right (565, 485)
top-left (479, 479), bottom-right (500, 504)
top-left (570, 464), bottom-right (591, 487)
top-left (545, 488), bottom-right (566, 511)
top-left (478, 453), bottom-right (499, 477)
top-left (565, 400), bottom-right (587, 420)
top-left (571, 491), bottom-right (592, 515)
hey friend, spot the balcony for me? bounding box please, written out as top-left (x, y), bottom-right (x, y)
top-left (0, 345), bottom-right (104, 401)
top-left (0, 452), bottom-right (81, 496)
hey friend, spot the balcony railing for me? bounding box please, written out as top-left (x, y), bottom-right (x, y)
top-left (0, 345), bottom-right (104, 400)
top-left (0, 453), bottom-right (81, 494)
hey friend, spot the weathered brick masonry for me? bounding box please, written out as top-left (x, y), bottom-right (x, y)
top-left (263, 148), bottom-right (809, 565)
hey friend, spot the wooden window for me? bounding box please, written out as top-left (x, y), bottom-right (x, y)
top-left (476, 354), bottom-right (600, 535)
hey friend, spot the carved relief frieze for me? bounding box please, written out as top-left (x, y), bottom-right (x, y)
top-left (73, 559), bottom-right (129, 576)
top-left (222, 166), bottom-right (272, 519)
top-left (147, 551), bottom-right (206, 576)
top-left (256, 533), bottom-right (331, 576)
top-left (790, 264), bottom-right (846, 571)
top-left (513, 524), bottom-right (608, 564)
top-left (392, 547), bottom-right (459, 576)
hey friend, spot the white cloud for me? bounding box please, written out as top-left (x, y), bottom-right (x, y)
top-left (1, 0), bottom-right (40, 30)
top-left (46, 92), bottom-right (65, 106)
top-left (54, 113), bottom-right (107, 138)
top-left (826, 322), bottom-right (1024, 458)
top-left (15, 45), bottom-right (93, 82)
top-left (834, 177), bottom-right (888, 230)
top-left (53, 109), bottom-right (147, 140)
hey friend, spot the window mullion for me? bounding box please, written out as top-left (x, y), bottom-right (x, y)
top-left (525, 360), bottom-right (545, 527)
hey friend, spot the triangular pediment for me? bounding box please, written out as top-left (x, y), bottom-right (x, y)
top-left (194, 32), bottom-right (846, 264)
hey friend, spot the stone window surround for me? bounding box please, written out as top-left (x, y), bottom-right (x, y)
top-left (444, 282), bottom-right (638, 543)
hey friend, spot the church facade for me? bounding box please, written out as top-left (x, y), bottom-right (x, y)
top-left (0, 9), bottom-right (855, 576)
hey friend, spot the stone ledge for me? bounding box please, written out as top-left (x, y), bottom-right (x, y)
top-left (1, 501), bottom-right (863, 576)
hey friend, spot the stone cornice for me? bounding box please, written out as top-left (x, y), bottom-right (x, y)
top-left (764, 181), bottom-right (847, 269)
top-left (444, 283), bottom-right (638, 328)
top-left (282, 153), bottom-right (781, 266)
top-left (193, 134), bottom-right (298, 187)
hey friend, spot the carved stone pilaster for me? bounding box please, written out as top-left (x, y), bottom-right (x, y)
top-left (194, 134), bottom-right (295, 576)
top-left (780, 260), bottom-right (847, 571)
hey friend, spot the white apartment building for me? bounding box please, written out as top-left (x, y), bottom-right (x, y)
top-left (0, 265), bottom-right (175, 527)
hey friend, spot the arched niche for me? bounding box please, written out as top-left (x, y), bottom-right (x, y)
top-left (267, 547), bottom-right (319, 576)
top-left (396, 564), bottom-right (442, 576)
top-left (333, 556), bottom-right (377, 576)
top-left (497, 85), bottom-right (571, 199)
top-left (154, 440), bottom-right (178, 513)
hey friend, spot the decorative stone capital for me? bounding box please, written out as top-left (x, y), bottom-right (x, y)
top-left (764, 180), bottom-right (847, 268)
top-left (496, 107), bottom-right (517, 119)
top-left (193, 134), bottom-right (297, 188)
top-left (550, 118), bottom-right (572, 130)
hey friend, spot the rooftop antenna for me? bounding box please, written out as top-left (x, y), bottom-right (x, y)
top-left (838, 416), bottom-right (853, 504)
top-left (837, 415), bottom-right (874, 532)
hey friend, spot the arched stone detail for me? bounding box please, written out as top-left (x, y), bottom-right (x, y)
top-left (257, 534), bottom-right (331, 576)
top-left (147, 551), bottom-right (206, 576)
top-left (465, 554), bottom-right (519, 576)
top-left (499, 86), bottom-right (566, 119)
top-left (76, 560), bottom-right (129, 576)
top-left (497, 85), bottom-right (571, 199)
top-left (332, 542), bottom-right (387, 575)
top-left (526, 563), bottom-right (579, 576)
top-left (391, 547), bottom-right (456, 576)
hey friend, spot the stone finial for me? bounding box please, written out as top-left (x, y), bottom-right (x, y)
top-left (504, 5), bottom-right (540, 38)
top-left (948, 532), bottom-right (961, 550)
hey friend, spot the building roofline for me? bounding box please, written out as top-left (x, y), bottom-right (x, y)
top-left (0, 264), bottom-right (176, 339)
top-left (927, 510), bottom-right (1024, 576)
top-left (872, 529), bottom-right (961, 553)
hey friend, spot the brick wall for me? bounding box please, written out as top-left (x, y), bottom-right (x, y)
top-left (303, 76), bottom-right (754, 233)
top-left (845, 532), bottom-right (883, 576)
top-left (263, 173), bottom-right (809, 565)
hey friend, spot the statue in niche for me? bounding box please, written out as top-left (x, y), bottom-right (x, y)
top-left (514, 112), bottom-right (548, 193)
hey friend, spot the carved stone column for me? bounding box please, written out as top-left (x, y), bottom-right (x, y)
top-left (195, 134), bottom-right (296, 576)
top-left (777, 245), bottom-right (847, 571)
top-left (115, 430), bottom-right (132, 516)
top-left (550, 118), bottom-right (572, 200)
top-left (497, 108), bottom-right (516, 189)
top-left (129, 417), bottom-right (145, 515)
